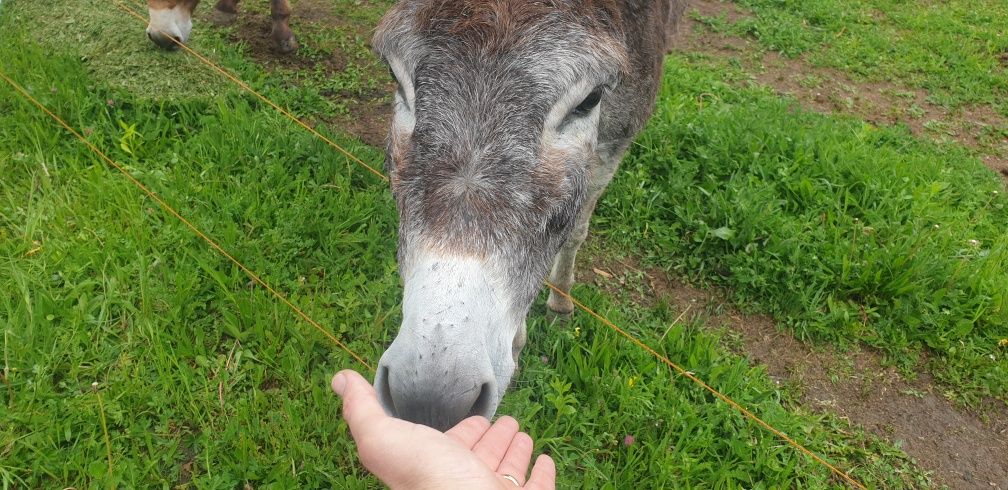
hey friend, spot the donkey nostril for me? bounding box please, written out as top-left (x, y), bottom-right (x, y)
top-left (165, 36), bottom-right (182, 50)
top-left (467, 382), bottom-right (494, 419)
top-left (377, 366), bottom-right (397, 416)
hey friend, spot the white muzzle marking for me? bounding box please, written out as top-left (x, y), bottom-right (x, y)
top-left (146, 5), bottom-right (193, 47)
top-left (375, 253), bottom-right (520, 430)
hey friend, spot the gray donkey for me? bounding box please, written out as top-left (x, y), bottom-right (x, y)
top-left (373, 0), bottom-right (686, 430)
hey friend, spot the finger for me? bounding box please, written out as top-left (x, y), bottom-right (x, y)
top-left (472, 416), bottom-right (520, 470)
top-left (495, 431), bottom-right (533, 485)
top-left (445, 416), bottom-right (492, 449)
top-left (524, 454), bottom-right (556, 490)
top-left (331, 370), bottom-right (387, 439)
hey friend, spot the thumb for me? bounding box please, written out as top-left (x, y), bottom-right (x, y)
top-left (331, 369), bottom-right (388, 436)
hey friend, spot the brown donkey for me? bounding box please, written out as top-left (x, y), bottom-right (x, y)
top-left (146, 0), bottom-right (297, 53)
top-left (372, 0), bottom-right (686, 430)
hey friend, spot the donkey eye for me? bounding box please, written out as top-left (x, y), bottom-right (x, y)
top-left (572, 87), bottom-right (603, 117)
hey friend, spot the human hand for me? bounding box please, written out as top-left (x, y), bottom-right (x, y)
top-left (332, 369), bottom-right (556, 489)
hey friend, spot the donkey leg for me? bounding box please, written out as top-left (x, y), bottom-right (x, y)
top-left (546, 146), bottom-right (625, 314)
top-left (212, 0), bottom-right (239, 26)
top-left (270, 0), bottom-right (297, 53)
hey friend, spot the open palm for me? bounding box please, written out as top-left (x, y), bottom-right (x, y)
top-left (332, 370), bottom-right (556, 489)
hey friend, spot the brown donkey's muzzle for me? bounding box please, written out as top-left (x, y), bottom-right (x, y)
top-left (147, 31), bottom-right (181, 50)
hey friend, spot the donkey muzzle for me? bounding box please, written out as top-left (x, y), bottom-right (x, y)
top-left (375, 337), bottom-right (498, 431)
top-left (374, 254), bottom-right (518, 430)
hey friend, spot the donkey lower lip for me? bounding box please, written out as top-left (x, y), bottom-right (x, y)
top-left (375, 357), bottom-right (498, 431)
top-left (147, 31), bottom-right (181, 50)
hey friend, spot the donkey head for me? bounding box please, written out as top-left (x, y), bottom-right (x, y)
top-left (146, 0), bottom-right (199, 49)
top-left (373, 0), bottom-right (628, 430)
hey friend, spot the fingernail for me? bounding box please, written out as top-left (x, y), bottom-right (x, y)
top-left (332, 372), bottom-right (347, 395)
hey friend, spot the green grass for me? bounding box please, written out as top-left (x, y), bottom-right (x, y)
top-left (599, 55), bottom-right (1008, 405)
top-left (697, 0), bottom-right (1008, 116)
top-left (7, 0), bottom-right (232, 100)
top-left (221, 0), bottom-right (394, 119)
top-left (1, 35), bottom-right (397, 487)
top-left (5, 0), bottom-right (392, 113)
top-left (0, 9), bottom-right (941, 490)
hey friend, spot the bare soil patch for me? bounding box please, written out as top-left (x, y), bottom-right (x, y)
top-left (334, 97), bottom-right (391, 148)
top-left (580, 244), bottom-right (1008, 489)
top-left (168, 422), bottom-right (198, 487)
top-left (671, 0), bottom-right (1008, 180)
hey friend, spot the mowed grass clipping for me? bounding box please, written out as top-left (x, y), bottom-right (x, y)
top-left (0, 23), bottom-right (936, 490)
top-left (7, 0), bottom-right (228, 100)
top-left (5, 0), bottom-right (393, 118)
top-left (600, 55), bottom-right (1008, 405)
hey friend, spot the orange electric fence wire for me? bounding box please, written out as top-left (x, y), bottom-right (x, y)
top-left (545, 285), bottom-right (867, 490)
top-left (77, 3), bottom-right (866, 487)
top-left (0, 70), bottom-right (373, 372)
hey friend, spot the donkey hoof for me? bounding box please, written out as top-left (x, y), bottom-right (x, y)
top-left (546, 293), bottom-right (575, 317)
top-left (545, 296), bottom-right (575, 321)
top-left (274, 35), bottom-right (298, 54)
top-left (211, 9), bottom-right (238, 26)
top-left (271, 25), bottom-right (298, 54)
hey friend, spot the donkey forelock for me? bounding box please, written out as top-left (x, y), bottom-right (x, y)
top-left (374, 1), bottom-right (629, 94)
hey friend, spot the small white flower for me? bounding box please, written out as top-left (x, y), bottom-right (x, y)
top-left (968, 239), bottom-right (980, 247)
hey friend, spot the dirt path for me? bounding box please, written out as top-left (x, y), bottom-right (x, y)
top-left (671, 0), bottom-right (1008, 180)
top-left (581, 249), bottom-right (1008, 489)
